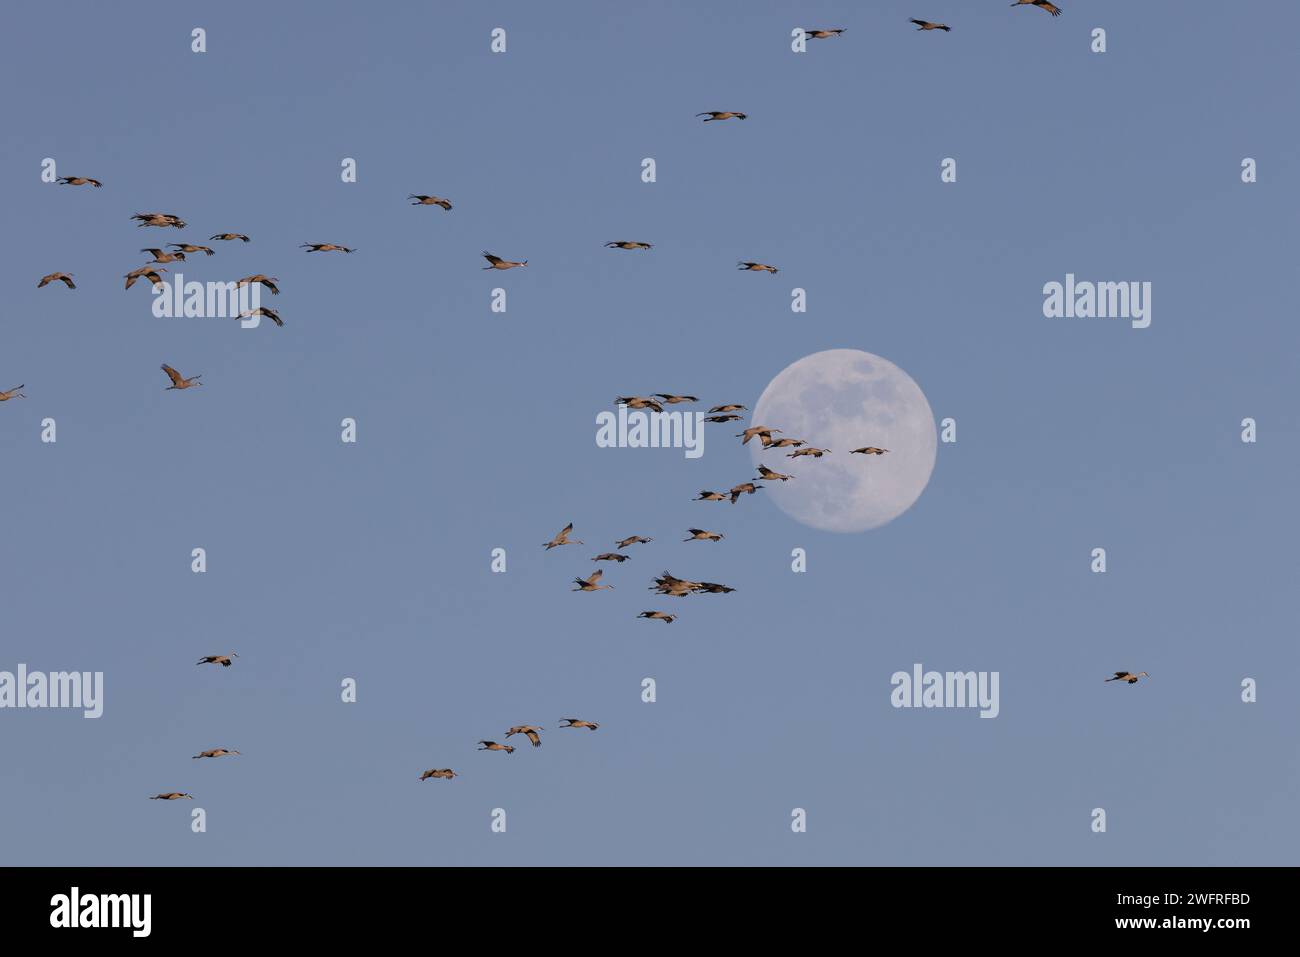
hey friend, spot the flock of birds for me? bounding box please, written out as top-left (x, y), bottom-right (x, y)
top-left (545, 400), bottom-right (894, 619)
top-left (17, 1), bottom-right (1133, 813)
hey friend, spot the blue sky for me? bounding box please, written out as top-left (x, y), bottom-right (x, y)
top-left (1, 0), bottom-right (1297, 865)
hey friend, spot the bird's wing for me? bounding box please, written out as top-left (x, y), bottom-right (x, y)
top-left (161, 364), bottom-right (184, 386)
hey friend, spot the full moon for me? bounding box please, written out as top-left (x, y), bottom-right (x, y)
top-left (750, 349), bottom-right (937, 533)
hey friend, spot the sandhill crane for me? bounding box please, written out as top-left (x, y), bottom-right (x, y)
top-left (420, 768), bottom-right (458, 780)
top-left (695, 490), bottom-right (727, 502)
top-left (168, 243), bottom-right (215, 256)
top-left (851, 447), bottom-right (889, 455)
top-left (192, 749), bottom-right (240, 759)
top-left (141, 248), bottom-right (185, 264)
top-left (654, 393), bottom-right (697, 404)
top-left (637, 611), bottom-right (677, 624)
top-left (710, 404), bottom-right (747, 413)
top-left (763, 437), bottom-right (805, 449)
top-left (737, 426), bottom-right (779, 445)
top-left (559, 718), bottom-right (600, 730)
top-left (196, 654), bottom-right (236, 666)
top-left (57, 175), bottom-right (102, 187)
top-left (506, 726), bottom-right (543, 748)
top-left (544, 522), bottom-right (582, 550)
top-left (1012, 0), bottom-right (1061, 15)
top-left (133, 212), bottom-right (186, 228)
top-left (705, 414), bottom-right (742, 423)
top-left (237, 275), bottom-right (280, 294)
top-left (698, 111), bottom-right (747, 122)
top-left (695, 581), bottom-right (736, 594)
top-left (616, 535), bottom-right (653, 549)
top-left (210, 233), bottom-right (250, 243)
top-left (650, 571), bottom-right (701, 597)
top-left (0, 385), bottom-right (26, 402)
top-left (409, 194), bottom-right (453, 210)
top-left (756, 464), bottom-right (793, 482)
top-left (124, 267), bottom-right (167, 290)
top-left (573, 569), bottom-right (614, 592)
top-left (1105, 671), bottom-right (1149, 684)
top-left (615, 396), bottom-right (664, 413)
top-left (149, 793), bottom-right (193, 800)
top-left (910, 19), bottom-right (951, 31)
top-left (729, 482), bottom-right (762, 503)
top-left (606, 241), bottom-right (653, 250)
top-left (684, 528), bottom-right (724, 543)
top-left (482, 251), bottom-right (526, 269)
top-left (37, 272), bottom-right (75, 289)
top-left (788, 447), bottom-right (830, 458)
top-left (239, 307), bottom-right (283, 327)
top-left (593, 552), bottom-right (630, 563)
top-left (302, 243), bottom-right (355, 253)
top-left (805, 28), bottom-right (846, 39)
top-left (737, 261), bottom-right (778, 274)
top-left (162, 364), bottom-right (202, 390)
top-left (478, 740), bottom-right (515, 754)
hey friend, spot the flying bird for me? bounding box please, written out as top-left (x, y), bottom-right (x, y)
top-left (239, 307), bottom-right (283, 327)
top-left (683, 528), bottom-right (724, 543)
top-left (559, 718), bottom-right (600, 730)
top-left (695, 582), bottom-right (736, 594)
top-left (637, 611), bottom-right (677, 624)
top-left (572, 569), bottom-right (614, 592)
top-left (419, 768), bottom-right (458, 780)
top-left (141, 248), bottom-right (185, 264)
top-left (910, 19), bottom-right (951, 31)
top-left (506, 726), bottom-right (543, 748)
top-left (729, 483), bottom-right (762, 504)
top-left (195, 654), bottom-right (237, 666)
top-left (615, 396), bottom-right (664, 412)
top-left (37, 272), bottom-right (75, 289)
top-left (209, 233), bottom-right (251, 243)
top-left (0, 385), bottom-right (26, 402)
top-left (851, 447), bottom-right (889, 455)
top-left (705, 414), bottom-right (742, 423)
top-left (409, 194), bottom-right (453, 210)
top-left (710, 404), bottom-right (747, 413)
top-left (737, 261), bottom-right (779, 274)
top-left (650, 571), bottom-right (702, 597)
top-left (755, 465), bottom-right (793, 482)
top-left (57, 176), bottom-right (102, 187)
top-left (1105, 671), bottom-right (1149, 684)
top-left (133, 212), bottom-right (186, 228)
top-left (168, 243), bottom-right (215, 256)
top-left (124, 267), bottom-right (167, 290)
top-left (1012, 0), bottom-right (1061, 15)
top-left (804, 28), bottom-right (846, 39)
top-left (162, 364), bottom-right (202, 390)
top-left (477, 741), bottom-right (515, 754)
top-left (654, 393), bottom-right (697, 404)
top-left (737, 426), bottom-right (779, 445)
top-left (237, 275), bottom-right (280, 294)
top-left (788, 447), bottom-right (830, 458)
top-left (192, 749), bottom-right (240, 759)
top-left (606, 241), bottom-right (653, 250)
top-left (695, 490), bottom-right (727, 502)
top-left (616, 535), bottom-right (653, 549)
top-left (302, 243), bottom-right (355, 253)
top-left (763, 436), bottom-right (805, 449)
top-left (697, 111), bottom-right (747, 121)
top-left (149, 793), bottom-right (193, 800)
top-left (593, 552), bottom-right (630, 563)
top-left (482, 251), bottom-right (526, 269)
top-left (544, 522), bottom-right (582, 550)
